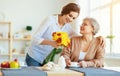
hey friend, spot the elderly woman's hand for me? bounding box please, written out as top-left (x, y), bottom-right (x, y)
top-left (65, 59), bottom-right (71, 66)
top-left (78, 61), bottom-right (87, 68)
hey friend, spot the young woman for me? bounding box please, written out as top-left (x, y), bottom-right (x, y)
top-left (25, 3), bottom-right (80, 66)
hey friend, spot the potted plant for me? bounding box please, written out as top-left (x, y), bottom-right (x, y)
top-left (26, 25), bottom-right (32, 31)
top-left (25, 25), bottom-right (32, 39)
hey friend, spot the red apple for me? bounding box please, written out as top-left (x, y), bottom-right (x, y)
top-left (1, 61), bottom-right (10, 68)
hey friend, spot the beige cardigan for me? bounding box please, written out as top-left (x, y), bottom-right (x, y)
top-left (61, 36), bottom-right (105, 68)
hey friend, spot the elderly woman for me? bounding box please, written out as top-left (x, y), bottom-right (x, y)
top-left (61, 17), bottom-right (105, 68)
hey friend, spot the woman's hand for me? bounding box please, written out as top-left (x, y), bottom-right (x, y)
top-left (65, 59), bottom-right (71, 66)
top-left (97, 36), bottom-right (105, 48)
top-left (78, 61), bottom-right (87, 68)
top-left (50, 41), bottom-right (58, 48)
top-left (41, 40), bottom-right (58, 48)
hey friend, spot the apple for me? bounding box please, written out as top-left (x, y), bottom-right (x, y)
top-left (10, 59), bottom-right (20, 68)
top-left (1, 61), bottom-right (10, 68)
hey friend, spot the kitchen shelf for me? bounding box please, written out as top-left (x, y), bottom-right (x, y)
top-left (0, 21), bottom-right (12, 61)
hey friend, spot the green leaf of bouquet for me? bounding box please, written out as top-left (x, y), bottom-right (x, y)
top-left (42, 48), bottom-right (57, 64)
top-left (55, 48), bottom-right (62, 54)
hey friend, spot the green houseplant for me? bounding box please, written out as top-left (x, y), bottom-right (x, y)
top-left (26, 25), bottom-right (32, 31)
top-left (24, 25), bottom-right (32, 39)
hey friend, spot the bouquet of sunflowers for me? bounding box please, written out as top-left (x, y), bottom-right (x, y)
top-left (43, 32), bottom-right (70, 65)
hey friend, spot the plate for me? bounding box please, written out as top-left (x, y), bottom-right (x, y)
top-left (1, 67), bottom-right (21, 70)
top-left (68, 64), bottom-right (79, 67)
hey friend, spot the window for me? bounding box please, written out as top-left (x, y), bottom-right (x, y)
top-left (77, 0), bottom-right (120, 56)
top-left (90, 0), bottom-right (120, 55)
top-left (112, 3), bottom-right (120, 54)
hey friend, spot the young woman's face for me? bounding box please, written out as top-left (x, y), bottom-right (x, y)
top-left (63, 11), bottom-right (79, 23)
top-left (80, 19), bottom-right (94, 35)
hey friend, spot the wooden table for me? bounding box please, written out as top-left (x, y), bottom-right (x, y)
top-left (46, 69), bottom-right (83, 76)
top-left (37, 67), bottom-right (84, 76)
top-left (0, 70), bottom-right (2, 76)
top-left (0, 67), bottom-right (84, 76)
top-left (0, 67), bottom-right (120, 76)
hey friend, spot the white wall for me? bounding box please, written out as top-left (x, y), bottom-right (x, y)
top-left (0, 0), bottom-right (77, 34)
top-left (0, 0), bottom-right (77, 54)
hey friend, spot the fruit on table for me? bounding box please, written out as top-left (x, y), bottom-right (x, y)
top-left (10, 59), bottom-right (20, 68)
top-left (1, 61), bottom-right (10, 68)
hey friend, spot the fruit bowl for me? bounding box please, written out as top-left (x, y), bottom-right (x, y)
top-left (0, 58), bottom-right (21, 69)
top-left (1, 67), bottom-right (21, 70)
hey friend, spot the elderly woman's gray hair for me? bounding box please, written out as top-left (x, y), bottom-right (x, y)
top-left (84, 17), bottom-right (100, 35)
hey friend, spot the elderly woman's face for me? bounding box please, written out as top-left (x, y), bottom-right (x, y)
top-left (80, 19), bottom-right (94, 35)
top-left (63, 11), bottom-right (79, 23)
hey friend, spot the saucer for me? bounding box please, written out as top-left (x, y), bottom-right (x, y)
top-left (68, 62), bottom-right (79, 67)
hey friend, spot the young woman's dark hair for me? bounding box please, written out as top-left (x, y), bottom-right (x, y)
top-left (61, 3), bottom-right (80, 16)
